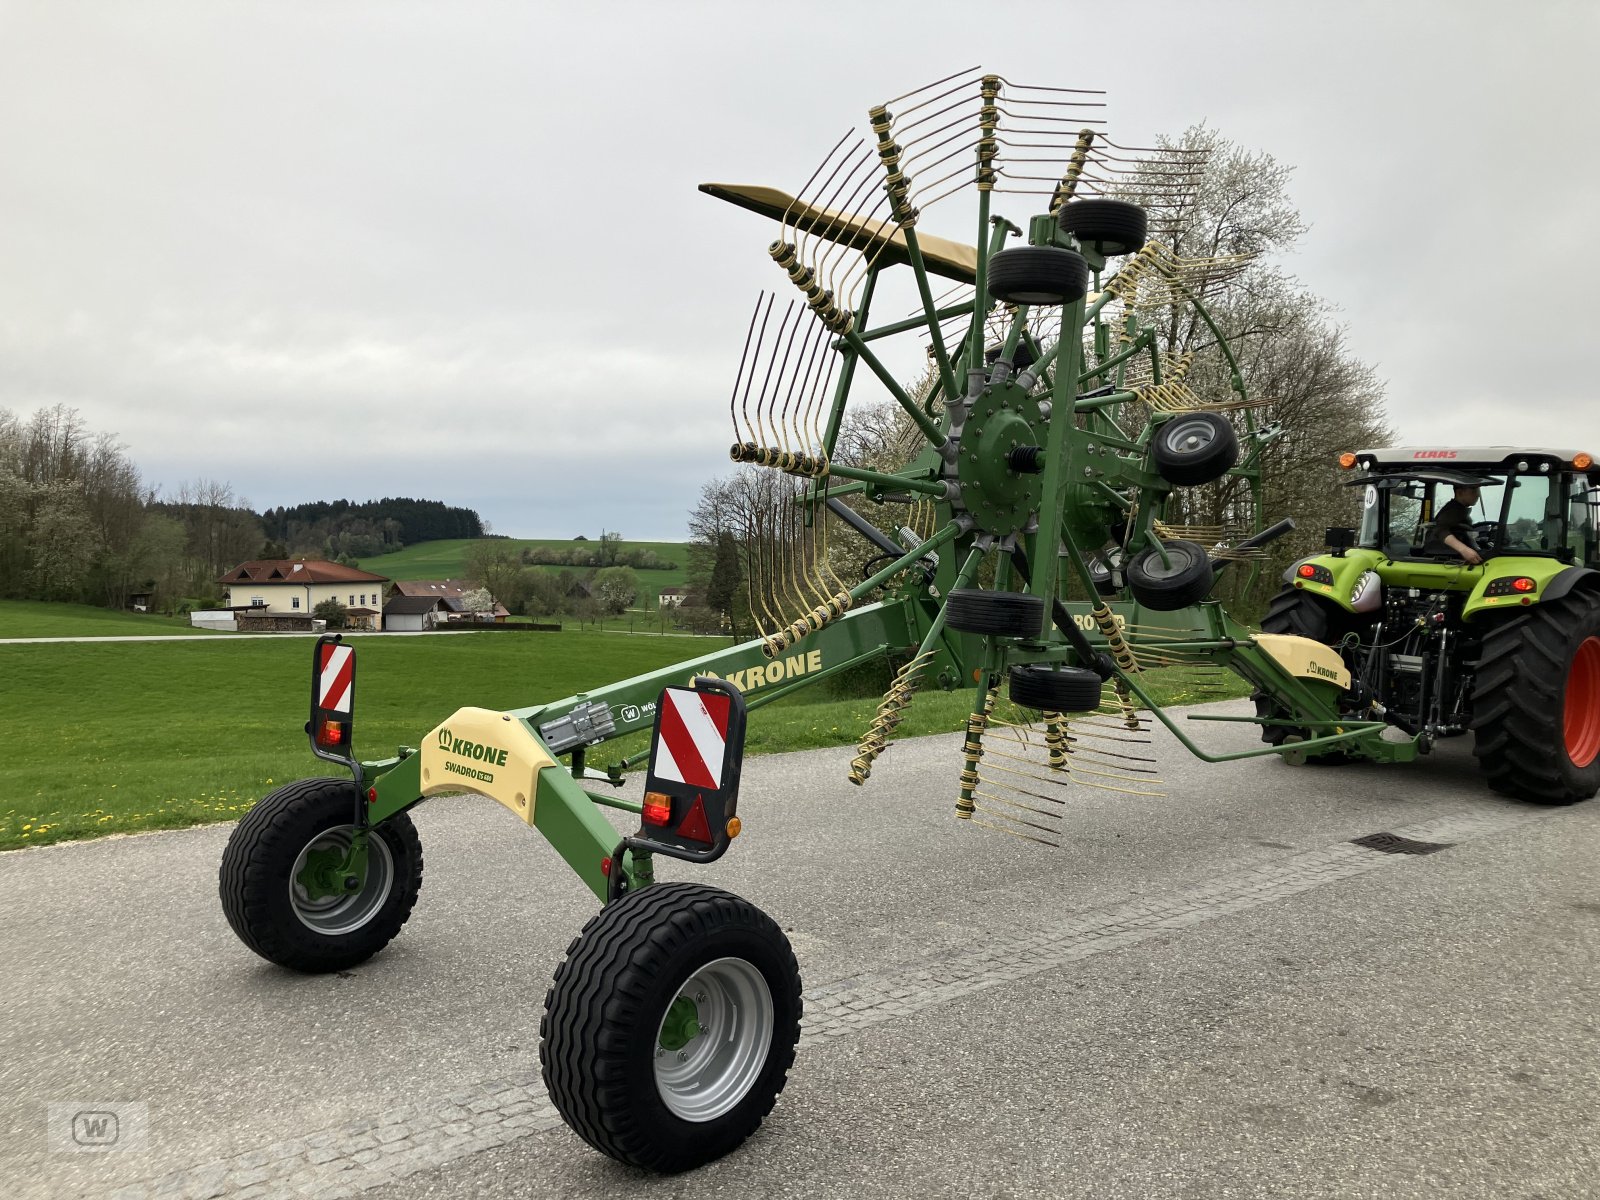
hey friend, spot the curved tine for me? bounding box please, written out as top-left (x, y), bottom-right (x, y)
top-left (729, 293), bottom-right (767, 444)
top-left (900, 117), bottom-right (982, 175)
top-left (743, 506), bottom-right (778, 642)
top-left (740, 294), bottom-right (777, 447)
top-left (784, 129), bottom-right (857, 232)
top-left (800, 142), bottom-right (879, 268)
top-left (892, 89), bottom-right (981, 142)
top-left (904, 133), bottom-right (981, 191)
top-left (881, 64), bottom-right (984, 113)
top-left (809, 339), bottom-right (841, 457)
top-left (796, 139), bottom-right (872, 264)
top-left (816, 169), bottom-right (890, 284)
top-left (755, 301), bottom-right (800, 451)
top-left (770, 306), bottom-right (811, 455)
top-left (776, 307), bottom-right (823, 454)
top-left (790, 314), bottom-right (830, 456)
top-left (992, 76), bottom-right (1105, 95)
top-left (908, 151), bottom-right (983, 204)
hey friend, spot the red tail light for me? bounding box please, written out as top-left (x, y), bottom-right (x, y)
top-left (642, 791), bottom-right (673, 826)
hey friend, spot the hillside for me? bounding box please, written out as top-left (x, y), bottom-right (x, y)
top-left (357, 537), bottom-right (691, 595)
top-left (0, 599), bottom-right (218, 638)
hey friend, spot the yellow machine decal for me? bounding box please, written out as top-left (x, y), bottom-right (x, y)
top-left (418, 707), bottom-right (557, 824)
top-left (1252, 633), bottom-right (1351, 690)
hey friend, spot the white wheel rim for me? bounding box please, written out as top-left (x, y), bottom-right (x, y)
top-left (653, 957), bottom-right (775, 1122)
top-left (288, 826), bottom-right (394, 936)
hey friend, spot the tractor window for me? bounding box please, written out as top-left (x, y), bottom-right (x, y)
top-left (1569, 479), bottom-right (1599, 564)
top-left (1383, 484), bottom-right (1426, 555)
top-left (1498, 475), bottom-right (1560, 552)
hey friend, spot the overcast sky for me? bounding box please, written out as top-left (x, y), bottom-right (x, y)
top-left (1, 1), bottom-right (1595, 540)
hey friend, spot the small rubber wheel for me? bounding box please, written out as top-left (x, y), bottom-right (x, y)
top-left (540, 882), bottom-right (802, 1173)
top-left (1126, 539), bottom-right (1214, 611)
top-left (1008, 663), bottom-right (1104, 712)
top-left (945, 588), bottom-right (1047, 638)
top-left (1088, 553), bottom-right (1122, 598)
top-left (1058, 199), bottom-right (1148, 257)
top-left (219, 777), bottom-right (423, 973)
top-left (987, 246), bottom-right (1089, 306)
top-left (1151, 412), bottom-right (1239, 486)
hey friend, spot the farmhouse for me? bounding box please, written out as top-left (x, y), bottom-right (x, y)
top-left (389, 580), bottom-right (510, 622)
top-left (658, 586), bottom-right (687, 608)
top-left (219, 559), bottom-right (391, 616)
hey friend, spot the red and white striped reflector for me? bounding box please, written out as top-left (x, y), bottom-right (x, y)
top-left (318, 643), bottom-right (354, 713)
top-left (652, 688), bottom-right (731, 790)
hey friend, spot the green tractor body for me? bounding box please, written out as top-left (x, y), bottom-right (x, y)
top-left (1257, 446), bottom-right (1600, 795)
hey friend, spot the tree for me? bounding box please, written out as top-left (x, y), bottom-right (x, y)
top-left (593, 566), bottom-right (639, 615)
top-left (313, 597), bottom-right (349, 629)
top-left (706, 533), bottom-right (741, 636)
top-left (597, 529), bottom-right (623, 567)
top-left (462, 541), bottom-right (524, 612)
top-left (459, 586), bottom-right (496, 616)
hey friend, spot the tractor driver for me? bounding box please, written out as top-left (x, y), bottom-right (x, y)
top-left (1424, 484), bottom-right (1484, 565)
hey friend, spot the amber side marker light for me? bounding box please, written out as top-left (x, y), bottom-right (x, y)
top-left (1574, 452), bottom-right (1593, 470)
top-left (1338, 451), bottom-right (1357, 469)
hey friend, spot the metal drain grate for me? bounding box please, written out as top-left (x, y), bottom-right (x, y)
top-left (1349, 832), bottom-right (1453, 855)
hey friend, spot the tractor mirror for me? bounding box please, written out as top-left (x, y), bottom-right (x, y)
top-left (635, 677), bottom-right (748, 862)
top-left (308, 634), bottom-right (357, 764)
top-left (1324, 526), bottom-right (1356, 557)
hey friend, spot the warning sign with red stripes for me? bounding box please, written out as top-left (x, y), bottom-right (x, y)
top-left (318, 643), bottom-right (354, 714)
top-left (651, 687), bottom-right (731, 790)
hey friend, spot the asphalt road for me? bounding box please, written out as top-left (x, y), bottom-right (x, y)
top-left (1, 700), bottom-right (1596, 1199)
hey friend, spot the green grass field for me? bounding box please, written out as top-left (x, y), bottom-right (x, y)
top-left (0, 599), bottom-right (216, 639)
top-left (0, 630), bottom-right (1247, 852)
top-left (358, 537), bottom-right (690, 596)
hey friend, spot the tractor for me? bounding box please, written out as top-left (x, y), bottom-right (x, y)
top-left (1255, 446), bottom-right (1600, 800)
top-left (214, 71), bottom-right (1599, 1174)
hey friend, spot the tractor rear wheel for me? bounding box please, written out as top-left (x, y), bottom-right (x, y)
top-left (1472, 591), bottom-right (1600, 803)
top-left (540, 882), bottom-right (802, 1172)
top-left (219, 777), bottom-right (424, 972)
top-left (1252, 588), bottom-right (1353, 765)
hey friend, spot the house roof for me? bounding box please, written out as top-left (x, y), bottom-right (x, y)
top-left (660, 586), bottom-right (686, 595)
top-left (222, 559), bottom-right (389, 585)
top-left (384, 595), bottom-right (451, 616)
top-left (391, 580), bottom-right (509, 616)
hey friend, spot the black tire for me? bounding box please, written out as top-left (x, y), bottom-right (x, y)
top-left (1088, 555), bottom-right (1120, 598)
top-left (1251, 588), bottom-right (1352, 763)
top-left (1151, 412), bottom-right (1239, 486)
top-left (945, 588), bottom-right (1046, 638)
top-left (219, 777), bottom-right (423, 973)
top-left (1057, 199), bottom-right (1148, 257)
top-left (540, 882), bottom-right (802, 1173)
top-left (1471, 590), bottom-right (1600, 804)
top-left (987, 246), bottom-right (1089, 306)
top-left (1008, 663), bottom-right (1104, 712)
top-left (1125, 539), bottom-right (1213, 611)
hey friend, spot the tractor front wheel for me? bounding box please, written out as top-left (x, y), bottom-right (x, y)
top-left (1472, 591), bottom-right (1600, 803)
top-left (219, 777), bottom-right (424, 972)
top-left (540, 882), bottom-right (802, 1172)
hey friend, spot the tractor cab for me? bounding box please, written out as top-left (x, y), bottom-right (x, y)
top-left (1346, 447), bottom-right (1600, 571)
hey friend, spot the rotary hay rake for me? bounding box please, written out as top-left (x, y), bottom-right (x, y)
top-left (218, 68), bottom-right (1417, 1172)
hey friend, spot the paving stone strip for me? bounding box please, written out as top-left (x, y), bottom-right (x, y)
top-left (99, 805), bottom-right (1540, 1200)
